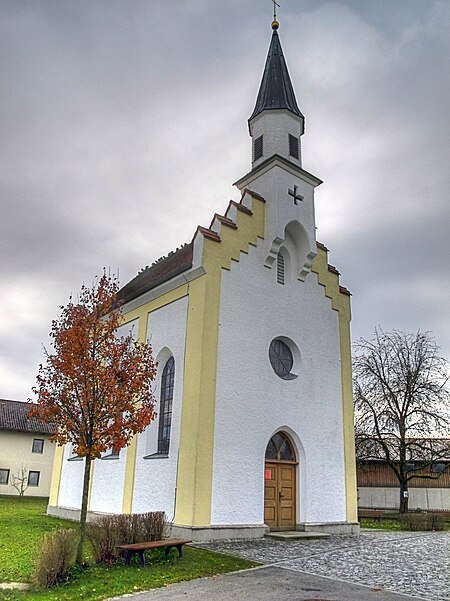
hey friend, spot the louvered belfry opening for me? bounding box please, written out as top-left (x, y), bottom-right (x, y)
top-left (289, 134), bottom-right (299, 159)
top-left (277, 252), bottom-right (285, 285)
top-left (254, 135), bottom-right (263, 161)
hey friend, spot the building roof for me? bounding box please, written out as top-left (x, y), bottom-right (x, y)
top-left (0, 399), bottom-right (56, 435)
top-left (117, 243), bottom-right (193, 306)
top-left (249, 28), bottom-right (304, 124)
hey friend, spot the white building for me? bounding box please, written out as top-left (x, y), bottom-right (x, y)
top-left (49, 19), bottom-right (358, 540)
top-left (0, 399), bottom-right (56, 497)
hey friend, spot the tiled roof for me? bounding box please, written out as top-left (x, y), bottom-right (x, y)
top-left (117, 243), bottom-right (193, 306)
top-left (0, 399), bottom-right (55, 434)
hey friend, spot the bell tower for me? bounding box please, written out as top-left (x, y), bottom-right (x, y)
top-left (235, 13), bottom-right (321, 280)
top-left (248, 18), bottom-right (305, 169)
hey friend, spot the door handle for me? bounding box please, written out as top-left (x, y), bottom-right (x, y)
top-left (278, 491), bottom-right (284, 501)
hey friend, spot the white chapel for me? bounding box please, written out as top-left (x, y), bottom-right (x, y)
top-left (49, 16), bottom-right (359, 540)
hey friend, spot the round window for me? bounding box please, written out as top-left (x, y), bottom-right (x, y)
top-left (269, 339), bottom-right (297, 380)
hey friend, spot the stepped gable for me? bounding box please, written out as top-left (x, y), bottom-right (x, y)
top-left (0, 398), bottom-right (55, 434)
top-left (118, 190), bottom-right (265, 306)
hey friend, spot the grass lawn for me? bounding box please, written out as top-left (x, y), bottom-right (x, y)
top-left (360, 517), bottom-right (402, 530)
top-left (0, 496), bottom-right (258, 601)
top-left (360, 516), bottom-right (450, 531)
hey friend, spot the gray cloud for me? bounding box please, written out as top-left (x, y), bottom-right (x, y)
top-left (1, 0), bottom-right (449, 399)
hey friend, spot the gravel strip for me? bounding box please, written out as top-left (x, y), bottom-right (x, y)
top-left (199, 531), bottom-right (450, 600)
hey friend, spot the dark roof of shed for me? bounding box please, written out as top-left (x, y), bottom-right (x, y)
top-left (249, 29), bottom-right (304, 124)
top-left (0, 399), bottom-right (56, 434)
top-left (117, 242), bottom-right (193, 306)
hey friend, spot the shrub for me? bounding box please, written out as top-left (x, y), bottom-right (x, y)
top-left (33, 528), bottom-right (77, 588)
top-left (399, 511), bottom-right (445, 531)
top-left (87, 512), bottom-right (166, 564)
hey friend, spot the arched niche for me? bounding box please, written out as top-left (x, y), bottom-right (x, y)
top-left (284, 220), bottom-right (315, 281)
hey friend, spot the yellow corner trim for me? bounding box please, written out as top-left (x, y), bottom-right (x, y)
top-left (175, 197), bottom-right (265, 527)
top-left (87, 459), bottom-right (95, 511)
top-left (312, 248), bottom-right (358, 522)
top-left (122, 436), bottom-right (138, 514)
top-left (48, 444), bottom-right (65, 507)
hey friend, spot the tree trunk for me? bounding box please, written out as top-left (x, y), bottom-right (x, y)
top-left (76, 455), bottom-right (92, 565)
top-left (399, 480), bottom-right (409, 514)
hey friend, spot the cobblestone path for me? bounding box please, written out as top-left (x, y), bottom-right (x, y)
top-left (199, 531), bottom-right (450, 600)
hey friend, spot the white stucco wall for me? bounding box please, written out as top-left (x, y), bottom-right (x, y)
top-left (58, 445), bottom-right (85, 509)
top-left (89, 451), bottom-right (128, 514)
top-left (250, 110), bottom-right (303, 168)
top-left (132, 296), bottom-right (188, 518)
top-left (211, 237), bottom-right (346, 526)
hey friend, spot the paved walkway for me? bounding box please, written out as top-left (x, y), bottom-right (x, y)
top-left (112, 565), bottom-right (429, 600)
top-left (111, 530), bottom-right (450, 601)
top-left (200, 531), bottom-right (450, 600)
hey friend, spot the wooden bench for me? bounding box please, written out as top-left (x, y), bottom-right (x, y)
top-left (358, 509), bottom-right (384, 521)
top-left (117, 539), bottom-right (191, 567)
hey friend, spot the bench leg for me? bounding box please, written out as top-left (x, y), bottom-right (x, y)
top-left (164, 545), bottom-right (183, 558)
top-left (125, 551), bottom-right (132, 566)
top-left (138, 550), bottom-right (145, 567)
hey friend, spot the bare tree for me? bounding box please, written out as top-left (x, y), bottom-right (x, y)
top-left (353, 329), bottom-right (450, 513)
top-left (12, 465), bottom-right (29, 497)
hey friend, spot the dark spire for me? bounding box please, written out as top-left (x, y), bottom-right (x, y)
top-left (249, 27), bottom-right (304, 123)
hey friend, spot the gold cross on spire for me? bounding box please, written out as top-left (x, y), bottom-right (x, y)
top-left (272, 0), bottom-right (280, 29)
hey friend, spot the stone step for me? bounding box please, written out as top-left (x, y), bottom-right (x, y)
top-left (265, 531), bottom-right (330, 541)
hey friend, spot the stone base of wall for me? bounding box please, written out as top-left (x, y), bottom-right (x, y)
top-left (299, 521), bottom-right (360, 535)
top-left (168, 523), bottom-right (268, 541)
top-left (47, 506), bottom-right (110, 522)
top-left (48, 506), bottom-right (360, 539)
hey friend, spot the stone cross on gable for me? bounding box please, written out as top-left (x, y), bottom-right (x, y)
top-left (288, 185), bottom-right (303, 205)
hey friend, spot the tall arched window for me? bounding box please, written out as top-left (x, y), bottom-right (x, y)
top-left (158, 357), bottom-right (175, 454)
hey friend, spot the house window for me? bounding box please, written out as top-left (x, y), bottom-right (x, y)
top-left (157, 357), bottom-right (175, 455)
top-left (289, 134), bottom-right (299, 159)
top-left (254, 135), bottom-right (263, 161)
top-left (0, 469), bottom-right (9, 485)
top-left (276, 253), bottom-right (285, 285)
top-left (32, 439), bottom-right (44, 454)
top-left (28, 471), bottom-right (40, 487)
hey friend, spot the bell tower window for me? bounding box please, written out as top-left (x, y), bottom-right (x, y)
top-left (289, 134), bottom-right (299, 160)
top-left (254, 135), bottom-right (263, 161)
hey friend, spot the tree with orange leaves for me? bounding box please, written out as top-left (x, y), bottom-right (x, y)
top-left (30, 273), bottom-right (157, 563)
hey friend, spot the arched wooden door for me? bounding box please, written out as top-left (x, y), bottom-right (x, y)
top-left (264, 432), bottom-right (297, 531)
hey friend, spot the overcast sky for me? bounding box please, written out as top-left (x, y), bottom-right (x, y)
top-left (1, 0), bottom-right (449, 401)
